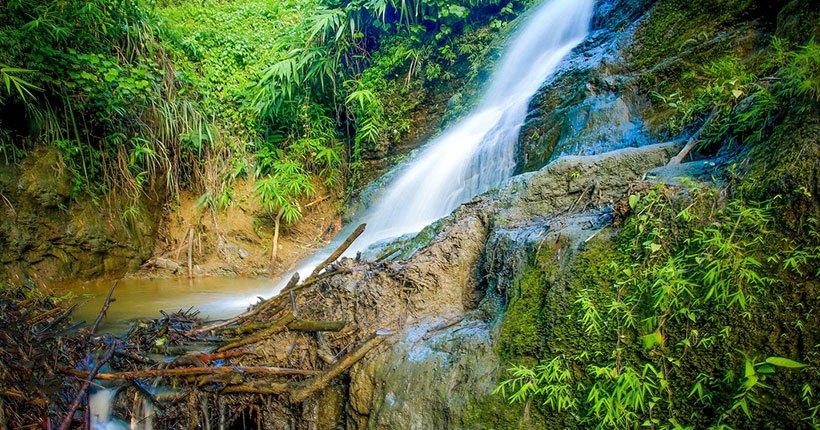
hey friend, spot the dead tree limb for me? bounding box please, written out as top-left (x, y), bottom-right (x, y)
top-left (309, 223), bottom-right (366, 278)
top-left (57, 345), bottom-right (116, 430)
top-left (668, 109), bottom-right (717, 165)
top-left (61, 365), bottom-right (320, 381)
top-left (215, 313), bottom-right (296, 353)
top-left (194, 351), bottom-right (249, 363)
top-left (221, 380), bottom-right (290, 395)
top-left (287, 320), bottom-right (345, 332)
top-left (91, 281), bottom-right (119, 334)
top-left (188, 273), bottom-right (299, 336)
top-left (25, 307), bottom-right (62, 325)
top-left (37, 303), bottom-right (77, 335)
top-left (290, 330), bottom-right (391, 403)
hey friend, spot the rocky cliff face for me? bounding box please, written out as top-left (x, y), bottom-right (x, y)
top-left (343, 143), bottom-right (678, 429)
top-left (0, 147), bottom-right (157, 280)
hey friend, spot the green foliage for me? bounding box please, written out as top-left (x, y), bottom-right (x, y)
top-left (255, 159), bottom-right (315, 224)
top-left (0, 64), bottom-right (41, 103)
top-left (0, 0), bottom-right (229, 204)
top-left (252, 0), bottom-right (527, 189)
top-left (655, 39), bottom-right (819, 149)
top-left (494, 356), bottom-right (577, 412)
top-left (497, 185), bottom-right (819, 428)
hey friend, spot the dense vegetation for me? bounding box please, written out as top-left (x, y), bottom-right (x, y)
top-left (0, 0), bottom-right (528, 246)
top-left (493, 0), bottom-right (820, 427)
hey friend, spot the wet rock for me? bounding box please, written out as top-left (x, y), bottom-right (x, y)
top-left (500, 142), bottom-right (678, 224)
top-left (16, 147), bottom-right (72, 208)
top-left (0, 147), bottom-right (156, 280)
top-left (341, 142), bottom-right (679, 429)
top-left (363, 319), bottom-right (500, 430)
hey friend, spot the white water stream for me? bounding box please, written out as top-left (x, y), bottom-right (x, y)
top-left (253, 0), bottom-right (596, 300)
top-left (356, 0), bottom-right (594, 244)
top-left (90, 0), bottom-right (594, 426)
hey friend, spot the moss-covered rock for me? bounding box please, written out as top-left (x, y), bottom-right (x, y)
top-left (0, 147), bottom-right (157, 280)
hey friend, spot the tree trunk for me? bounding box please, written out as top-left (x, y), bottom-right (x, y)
top-left (187, 227), bottom-right (194, 279)
top-left (271, 207), bottom-right (285, 269)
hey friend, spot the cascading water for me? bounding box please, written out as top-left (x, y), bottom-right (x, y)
top-left (354, 0), bottom-right (595, 245)
top-left (256, 0), bottom-right (596, 297)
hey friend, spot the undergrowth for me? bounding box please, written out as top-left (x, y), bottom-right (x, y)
top-left (496, 184), bottom-right (819, 428)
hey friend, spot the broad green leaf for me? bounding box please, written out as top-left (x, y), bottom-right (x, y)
top-left (629, 194), bottom-right (640, 210)
top-left (765, 356), bottom-right (808, 369)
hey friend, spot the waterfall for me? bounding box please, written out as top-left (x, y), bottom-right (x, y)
top-left (250, 0), bottom-right (596, 298)
top-left (353, 0), bottom-right (595, 245)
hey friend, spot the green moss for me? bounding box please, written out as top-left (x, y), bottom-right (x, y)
top-left (463, 386), bottom-right (548, 429)
top-left (740, 110), bottom-right (820, 234)
top-left (498, 246), bottom-right (560, 362)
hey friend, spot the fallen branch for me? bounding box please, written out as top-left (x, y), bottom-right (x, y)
top-left (25, 307), bottom-right (62, 325)
top-left (309, 223), bottom-right (366, 278)
top-left (221, 380), bottom-right (290, 395)
top-left (188, 273), bottom-right (299, 336)
top-left (194, 351), bottom-right (249, 364)
top-left (37, 304), bottom-right (77, 335)
top-left (668, 109), bottom-right (716, 165)
top-left (61, 365), bottom-right (320, 381)
top-left (290, 329), bottom-right (392, 403)
top-left (281, 268), bottom-right (351, 297)
top-left (216, 313), bottom-right (296, 353)
top-left (287, 320), bottom-right (345, 332)
top-left (422, 316), bottom-right (464, 340)
top-left (57, 345), bottom-right (116, 430)
top-left (91, 281), bottom-right (119, 334)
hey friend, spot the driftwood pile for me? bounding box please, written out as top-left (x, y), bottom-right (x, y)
top-left (24, 223), bottom-right (401, 429)
top-left (0, 283), bottom-right (89, 429)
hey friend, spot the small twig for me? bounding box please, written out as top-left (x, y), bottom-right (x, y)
top-left (584, 228), bottom-right (604, 243)
top-left (422, 316), bottom-right (464, 340)
top-left (38, 304), bottom-right (77, 335)
top-left (304, 195), bottom-right (330, 208)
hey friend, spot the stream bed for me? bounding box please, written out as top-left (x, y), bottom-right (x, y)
top-left (50, 277), bottom-right (274, 333)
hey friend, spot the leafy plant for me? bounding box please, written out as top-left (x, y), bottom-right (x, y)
top-left (495, 356), bottom-right (578, 413)
top-left (254, 159), bottom-right (315, 267)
